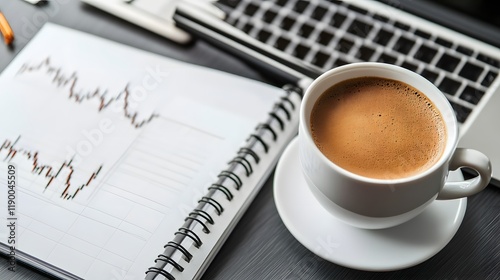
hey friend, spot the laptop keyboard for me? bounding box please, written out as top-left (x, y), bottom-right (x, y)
top-left (216, 0), bottom-right (500, 124)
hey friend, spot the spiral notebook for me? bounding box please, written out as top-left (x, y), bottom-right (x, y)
top-left (0, 23), bottom-right (302, 279)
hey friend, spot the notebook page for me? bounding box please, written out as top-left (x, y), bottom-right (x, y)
top-left (0, 23), bottom-right (283, 279)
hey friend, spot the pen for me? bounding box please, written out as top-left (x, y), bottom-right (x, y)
top-left (0, 11), bottom-right (14, 45)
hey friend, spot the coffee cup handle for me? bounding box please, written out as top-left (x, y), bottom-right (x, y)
top-left (437, 148), bottom-right (492, 200)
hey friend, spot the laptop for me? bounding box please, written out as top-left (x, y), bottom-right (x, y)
top-left (82, 0), bottom-right (499, 185)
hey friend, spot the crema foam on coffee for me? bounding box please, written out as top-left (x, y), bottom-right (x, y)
top-left (310, 77), bottom-right (446, 179)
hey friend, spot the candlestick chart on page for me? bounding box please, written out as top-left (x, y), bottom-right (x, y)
top-left (0, 55), bottom-right (237, 278)
top-left (0, 57), bottom-right (159, 202)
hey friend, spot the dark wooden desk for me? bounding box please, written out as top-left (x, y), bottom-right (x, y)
top-left (1, 1), bottom-right (499, 279)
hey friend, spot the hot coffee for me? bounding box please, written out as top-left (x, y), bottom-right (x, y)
top-left (310, 77), bottom-right (446, 179)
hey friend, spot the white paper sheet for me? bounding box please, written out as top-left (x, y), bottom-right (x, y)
top-left (0, 23), bottom-right (283, 279)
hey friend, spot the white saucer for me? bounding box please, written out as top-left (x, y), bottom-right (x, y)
top-left (274, 137), bottom-right (467, 271)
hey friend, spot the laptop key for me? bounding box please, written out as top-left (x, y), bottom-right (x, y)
top-left (355, 46), bottom-right (375, 61)
top-left (373, 13), bottom-right (389, 23)
top-left (393, 36), bottom-right (415, 54)
top-left (263, 10), bottom-right (277, 24)
top-left (318, 30), bottom-right (334, 46)
top-left (481, 70), bottom-right (498, 87)
top-left (257, 29), bottom-right (272, 43)
top-left (456, 45), bottom-right (474, 56)
top-left (312, 5), bottom-right (328, 21)
top-left (438, 76), bottom-right (461, 94)
top-left (435, 37), bottom-right (453, 48)
top-left (458, 62), bottom-right (483, 82)
top-left (345, 3), bottom-right (368, 15)
top-left (242, 23), bottom-right (253, 33)
top-left (274, 37), bottom-right (291, 51)
top-left (414, 29), bottom-right (431, 39)
top-left (294, 0), bottom-right (309, 13)
top-left (334, 57), bottom-right (349, 67)
top-left (414, 44), bottom-right (437, 63)
top-left (218, 0), bottom-right (240, 8)
top-left (449, 101), bottom-right (472, 123)
top-left (394, 21), bottom-right (410, 31)
top-left (330, 12), bottom-right (347, 28)
top-left (312, 51), bottom-right (330, 68)
top-left (347, 19), bottom-right (373, 37)
top-left (477, 53), bottom-right (500, 68)
top-left (280, 16), bottom-right (295, 30)
top-left (460, 85), bottom-right (485, 105)
top-left (336, 38), bottom-right (354, 54)
top-left (244, 3), bottom-right (259, 16)
top-left (294, 43), bottom-right (310, 59)
top-left (377, 53), bottom-right (397, 64)
top-left (420, 68), bottom-right (439, 84)
top-left (373, 28), bottom-right (393, 46)
top-left (275, 0), bottom-right (288, 6)
top-left (299, 23), bottom-right (314, 38)
top-left (436, 53), bottom-right (460, 72)
top-left (400, 61), bottom-right (419, 72)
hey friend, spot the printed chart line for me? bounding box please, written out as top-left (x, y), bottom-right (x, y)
top-left (1, 136), bottom-right (102, 200)
top-left (17, 57), bottom-right (159, 129)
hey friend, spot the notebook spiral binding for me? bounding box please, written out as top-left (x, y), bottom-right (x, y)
top-left (145, 84), bottom-right (302, 279)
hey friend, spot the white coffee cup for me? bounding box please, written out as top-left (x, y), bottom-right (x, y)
top-left (299, 63), bottom-right (492, 229)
